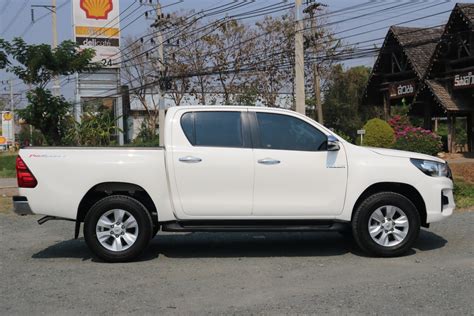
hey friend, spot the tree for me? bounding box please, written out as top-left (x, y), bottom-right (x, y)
top-left (0, 38), bottom-right (97, 145)
top-left (253, 15), bottom-right (294, 107)
top-left (322, 65), bottom-right (374, 140)
top-left (203, 19), bottom-right (255, 104)
top-left (121, 36), bottom-right (160, 140)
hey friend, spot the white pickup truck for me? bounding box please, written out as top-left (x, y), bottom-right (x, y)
top-left (13, 106), bottom-right (455, 262)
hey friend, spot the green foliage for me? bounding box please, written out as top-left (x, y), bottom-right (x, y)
top-left (390, 98), bottom-right (410, 117)
top-left (0, 154), bottom-right (16, 178)
top-left (126, 119), bottom-right (161, 147)
top-left (333, 129), bottom-right (352, 143)
top-left (65, 111), bottom-right (121, 146)
top-left (18, 88), bottom-right (72, 146)
top-left (18, 125), bottom-right (46, 146)
top-left (0, 38), bottom-right (98, 87)
top-left (0, 51), bottom-right (7, 69)
top-left (322, 65), bottom-right (375, 140)
top-left (363, 118), bottom-right (395, 148)
top-left (0, 38), bottom-right (99, 146)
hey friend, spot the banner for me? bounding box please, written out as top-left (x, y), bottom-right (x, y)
top-left (72, 0), bottom-right (121, 68)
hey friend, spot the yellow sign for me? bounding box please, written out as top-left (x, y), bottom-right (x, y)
top-left (2, 112), bottom-right (12, 121)
top-left (0, 136), bottom-right (6, 144)
top-left (75, 26), bottom-right (119, 38)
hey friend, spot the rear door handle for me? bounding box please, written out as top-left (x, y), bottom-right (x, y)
top-left (179, 156), bottom-right (202, 163)
top-left (258, 158), bottom-right (280, 165)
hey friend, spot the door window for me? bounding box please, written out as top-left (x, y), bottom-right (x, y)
top-left (181, 111), bottom-right (244, 148)
top-left (256, 112), bottom-right (327, 151)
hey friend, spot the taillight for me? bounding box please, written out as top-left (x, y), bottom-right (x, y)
top-left (16, 156), bottom-right (37, 188)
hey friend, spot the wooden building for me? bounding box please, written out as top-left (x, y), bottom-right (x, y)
top-left (364, 26), bottom-right (443, 118)
top-left (414, 3), bottom-right (473, 152)
top-left (364, 3), bottom-right (473, 152)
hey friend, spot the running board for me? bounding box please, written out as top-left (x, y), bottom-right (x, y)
top-left (162, 220), bottom-right (348, 232)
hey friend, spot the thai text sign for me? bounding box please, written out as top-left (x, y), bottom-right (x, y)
top-left (453, 72), bottom-right (474, 89)
top-left (389, 80), bottom-right (416, 99)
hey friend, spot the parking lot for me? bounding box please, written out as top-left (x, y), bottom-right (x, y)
top-left (0, 209), bottom-right (473, 315)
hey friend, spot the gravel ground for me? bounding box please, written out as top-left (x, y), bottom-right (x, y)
top-left (1, 210), bottom-right (473, 315)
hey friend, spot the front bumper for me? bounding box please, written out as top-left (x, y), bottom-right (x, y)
top-left (12, 196), bottom-right (34, 216)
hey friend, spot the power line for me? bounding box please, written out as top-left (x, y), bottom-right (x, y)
top-left (2, 0), bottom-right (31, 36)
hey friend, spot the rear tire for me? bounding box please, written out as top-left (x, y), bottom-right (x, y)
top-left (352, 192), bottom-right (420, 257)
top-left (84, 195), bottom-right (153, 262)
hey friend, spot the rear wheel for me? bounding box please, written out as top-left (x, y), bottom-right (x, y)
top-left (84, 195), bottom-right (153, 262)
top-left (352, 192), bottom-right (420, 257)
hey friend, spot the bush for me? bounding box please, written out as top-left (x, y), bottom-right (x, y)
top-left (389, 115), bottom-right (442, 155)
top-left (333, 129), bottom-right (352, 143)
top-left (393, 126), bottom-right (442, 155)
top-left (362, 118), bottom-right (394, 148)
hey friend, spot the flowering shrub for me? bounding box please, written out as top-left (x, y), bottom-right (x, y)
top-left (389, 115), bottom-right (442, 155)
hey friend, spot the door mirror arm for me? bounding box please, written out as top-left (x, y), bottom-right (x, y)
top-left (327, 135), bottom-right (340, 151)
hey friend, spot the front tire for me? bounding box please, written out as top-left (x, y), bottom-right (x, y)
top-left (84, 195), bottom-right (153, 262)
top-left (352, 192), bottom-right (420, 257)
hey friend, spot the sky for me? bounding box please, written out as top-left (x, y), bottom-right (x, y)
top-left (0, 0), bottom-right (472, 105)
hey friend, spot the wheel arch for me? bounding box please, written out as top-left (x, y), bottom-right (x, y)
top-left (352, 182), bottom-right (427, 227)
top-left (77, 182), bottom-right (158, 225)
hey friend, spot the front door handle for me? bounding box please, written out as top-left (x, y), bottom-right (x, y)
top-left (179, 156), bottom-right (202, 163)
top-left (258, 158), bottom-right (280, 165)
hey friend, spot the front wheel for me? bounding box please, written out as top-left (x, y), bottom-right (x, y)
top-left (352, 192), bottom-right (420, 257)
top-left (84, 195), bottom-right (153, 262)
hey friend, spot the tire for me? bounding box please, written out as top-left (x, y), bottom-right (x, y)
top-left (352, 192), bottom-right (420, 257)
top-left (84, 195), bottom-right (153, 262)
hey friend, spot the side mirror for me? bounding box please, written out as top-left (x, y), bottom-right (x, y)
top-left (327, 135), bottom-right (340, 151)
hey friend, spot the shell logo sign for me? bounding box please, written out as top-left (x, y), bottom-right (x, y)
top-left (73, 0), bottom-right (120, 67)
top-left (80, 0), bottom-right (113, 20)
top-left (0, 136), bottom-right (6, 145)
top-left (2, 112), bottom-right (12, 121)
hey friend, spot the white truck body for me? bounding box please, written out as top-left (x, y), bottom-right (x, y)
top-left (13, 106), bottom-right (455, 260)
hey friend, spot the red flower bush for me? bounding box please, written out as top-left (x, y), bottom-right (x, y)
top-left (388, 115), bottom-right (442, 155)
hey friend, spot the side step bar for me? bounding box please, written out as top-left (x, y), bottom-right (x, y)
top-left (162, 220), bottom-right (349, 232)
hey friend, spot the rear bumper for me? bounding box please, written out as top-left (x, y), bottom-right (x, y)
top-left (12, 196), bottom-right (34, 216)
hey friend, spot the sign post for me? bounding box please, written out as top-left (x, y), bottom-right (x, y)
top-left (72, 0), bottom-right (123, 145)
top-left (357, 129), bottom-right (366, 145)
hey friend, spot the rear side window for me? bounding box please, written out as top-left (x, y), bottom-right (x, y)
top-left (180, 111), bottom-right (244, 147)
top-left (256, 112), bottom-right (327, 151)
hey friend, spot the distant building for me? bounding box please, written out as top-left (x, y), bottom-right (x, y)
top-left (364, 3), bottom-right (473, 152)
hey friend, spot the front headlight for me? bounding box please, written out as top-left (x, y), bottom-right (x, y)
top-left (410, 158), bottom-right (451, 178)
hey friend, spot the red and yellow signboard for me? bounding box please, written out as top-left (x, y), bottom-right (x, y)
top-left (73, 0), bottom-right (120, 67)
top-left (80, 0), bottom-right (113, 20)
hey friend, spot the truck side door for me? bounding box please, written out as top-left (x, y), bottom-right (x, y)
top-left (250, 111), bottom-right (348, 217)
top-left (169, 109), bottom-right (254, 217)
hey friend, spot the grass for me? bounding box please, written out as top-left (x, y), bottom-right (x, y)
top-left (453, 178), bottom-right (474, 209)
top-left (0, 153), bottom-right (16, 178)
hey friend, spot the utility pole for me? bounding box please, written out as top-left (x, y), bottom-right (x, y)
top-left (305, 2), bottom-right (326, 124)
top-left (294, 0), bottom-right (306, 115)
top-left (51, 0), bottom-right (60, 96)
top-left (9, 79), bottom-right (15, 144)
top-left (31, 1), bottom-right (59, 96)
top-left (150, 1), bottom-right (166, 146)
